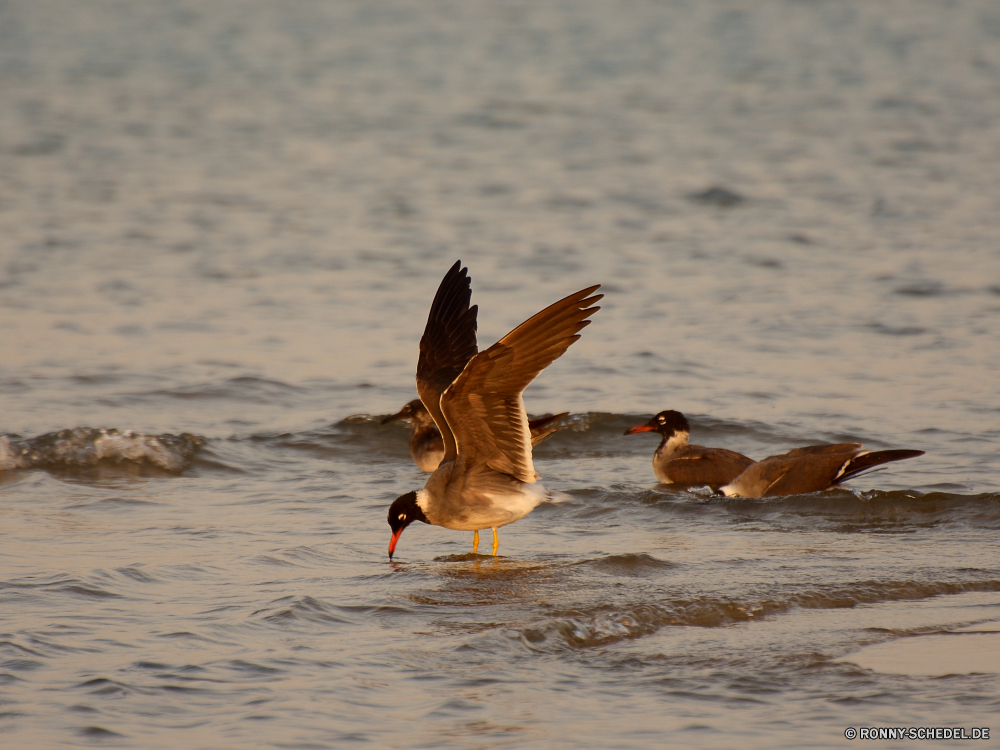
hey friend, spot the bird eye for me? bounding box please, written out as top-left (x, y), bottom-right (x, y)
top-left (658, 416), bottom-right (666, 423)
top-left (398, 513), bottom-right (406, 520)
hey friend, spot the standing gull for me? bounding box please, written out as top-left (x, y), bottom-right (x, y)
top-left (387, 261), bottom-right (601, 559)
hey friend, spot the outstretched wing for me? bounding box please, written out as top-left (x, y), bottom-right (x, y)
top-left (440, 286), bottom-right (602, 482)
top-left (415, 261), bottom-right (479, 460)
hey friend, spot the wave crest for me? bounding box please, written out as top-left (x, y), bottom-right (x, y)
top-left (0, 427), bottom-right (203, 472)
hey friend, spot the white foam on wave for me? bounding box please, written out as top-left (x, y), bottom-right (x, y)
top-left (0, 428), bottom-right (203, 472)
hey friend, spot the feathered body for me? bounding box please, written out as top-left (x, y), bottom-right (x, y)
top-left (387, 261), bottom-right (601, 558)
top-left (383, 398), bottom-right (568, 474)
top-left (625, 410), bottom-right (754, 489)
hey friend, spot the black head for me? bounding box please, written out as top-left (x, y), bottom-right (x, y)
top-left (624, 410), bottom-right (690, 437)
top-left (382, 399), bottom-right (425, 425)
top-left (387, 490), bottom-right (428, 560)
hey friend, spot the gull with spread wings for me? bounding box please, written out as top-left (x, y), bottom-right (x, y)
top-left (387, 261), bottom-right (601, 559)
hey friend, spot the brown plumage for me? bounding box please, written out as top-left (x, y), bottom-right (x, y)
top-left (414, 261), bottom-right (480, 464)
top-left (624, 410), bottom-right (754, 489)
top-left (439, 283), bottom-right (600, 484)
top-left (387, 261), bottom-right (601, 559)
top-left (383, 398), bottom-right (569, 473)
top-left (720, 443), bottom-right (924, 497)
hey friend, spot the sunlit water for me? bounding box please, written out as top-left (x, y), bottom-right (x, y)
top-left (2, 2), bottom-right (1000, 748)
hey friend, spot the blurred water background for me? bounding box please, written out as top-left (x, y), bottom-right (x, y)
top-left (2, 1), bottom-right (999, 747)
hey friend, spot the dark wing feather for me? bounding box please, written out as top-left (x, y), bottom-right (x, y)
top-left (835, 449), bottom-right (924, 484)
top-left (528, 412), bottom-right (570, 446)
top-left (415, 261), bottom-right (479, 460)
top-left (441, 286), bottom-right (601, 483)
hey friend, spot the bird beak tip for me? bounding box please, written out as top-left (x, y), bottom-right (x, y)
top-left (388, 530), bottom-right (402, 560)
top-left (624, 424), bottom-right (655, 435)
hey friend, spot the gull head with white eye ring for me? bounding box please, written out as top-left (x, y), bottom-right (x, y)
top-left (387, 491), bottom-right (429, 560)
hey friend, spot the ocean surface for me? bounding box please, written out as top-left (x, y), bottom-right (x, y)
top-left (2, 1), bottom-right (1000, 747)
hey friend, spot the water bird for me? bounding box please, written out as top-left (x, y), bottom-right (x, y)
top-left (719, 443), bottom-right (924, 498)
top-left (383, 399), bottom-right (569, 472)
top-left (624, 410), bottom-right (754, 489)
top-left (387, 261), bottom-right (601, 559)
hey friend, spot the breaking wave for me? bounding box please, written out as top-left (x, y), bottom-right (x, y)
top-left (0, 427), bottom-right (203, 472)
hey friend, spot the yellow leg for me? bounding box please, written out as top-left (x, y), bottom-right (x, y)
top-left (472, 529), bottom-right (479, 554)
top-left (491, 527), bottom-right (499, 556)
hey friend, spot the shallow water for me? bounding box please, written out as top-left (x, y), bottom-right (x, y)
top-left (2, 1), bottom-right (1000, 747)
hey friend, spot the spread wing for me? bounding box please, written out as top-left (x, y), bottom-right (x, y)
top-left (415, 261), bottom-right (479, 460)
top-left (440, 286), bottom-right (602, 482)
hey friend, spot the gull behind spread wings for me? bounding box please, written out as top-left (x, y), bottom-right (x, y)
top-left (381, 398), bottom-right (569, 473)
top-left (387, 260), bottom-right (601, 559)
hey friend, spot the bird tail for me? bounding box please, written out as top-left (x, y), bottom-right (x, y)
top-left (523, 482), bottom-right (573, 504)
top-left (835, 449), bottom-right (925, 484)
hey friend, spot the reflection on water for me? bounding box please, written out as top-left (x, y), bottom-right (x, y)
top-left (3, 0), bottom-right (1000, 747)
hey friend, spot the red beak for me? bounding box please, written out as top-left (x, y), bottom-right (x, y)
top-left (388, 529), bottom-right (403, 560)
top-left (624, 423), bottom-right (657, 435)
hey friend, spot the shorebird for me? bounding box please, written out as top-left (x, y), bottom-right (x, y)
top-left (383, 398), bottom-right (569, 473)
top-left (624, 410), bottom-right (754, 490)
top-left (387, 261), bottom-right (601, 559)
top-left (719, 443), bottom-right (924, 498)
